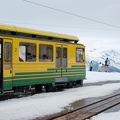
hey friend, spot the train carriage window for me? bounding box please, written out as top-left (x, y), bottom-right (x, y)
top-left (4, 42), bottom-right (12, 69)
top-left (76, 48), bottom-right (84, 62)
top-left (4, 42), bottom-right (12, 62)
top-left (19, 42), bottom-right (36, 62)
top-left (56, 47), bottom-right (61, 68)
top-left (39, 44), bottom-right (53, 62)
top-left (63, 48), bottom-right (67, 67)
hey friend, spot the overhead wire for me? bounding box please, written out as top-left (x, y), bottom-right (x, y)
top-left (23, 0), bottom-right (120, 29)
top-left (1, 1), bottom-right (120, 31)
top-left (0, 21), bottom-right (120, 31)
top-left (1, 1), bottom-right (119, 31)
top-left (23, 0), bottom-right (120, 30)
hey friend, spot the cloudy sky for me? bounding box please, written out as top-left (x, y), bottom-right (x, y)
top-left (0, 0), bottom-right (120, 50)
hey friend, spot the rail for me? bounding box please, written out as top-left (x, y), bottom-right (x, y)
top-left (37, 93), bottom-right (120, 120)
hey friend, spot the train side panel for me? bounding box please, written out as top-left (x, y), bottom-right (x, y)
top-left (1, 37), bottom-right (85, 91)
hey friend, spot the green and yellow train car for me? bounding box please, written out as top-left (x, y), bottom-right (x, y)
top-left (0, 25), bottom-right (86, 93)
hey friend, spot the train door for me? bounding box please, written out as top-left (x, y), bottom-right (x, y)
top-left (0, 39), bottom-right (3, 90)
top-left (3, 39), bottom-right (12, 90)
top-left (56, 44), bottom-right (68, 81)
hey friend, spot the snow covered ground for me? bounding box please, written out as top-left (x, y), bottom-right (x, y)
top-left (0, 71), bottom-right (120, 120)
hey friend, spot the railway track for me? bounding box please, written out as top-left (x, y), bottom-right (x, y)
top-left (37, 93), bottom-right (120, 120)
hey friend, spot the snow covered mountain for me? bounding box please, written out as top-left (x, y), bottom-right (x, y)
top-left (86, 48), bottom-right (120, 72)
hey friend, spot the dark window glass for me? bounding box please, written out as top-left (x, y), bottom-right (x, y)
top-left (39, 44), bottom-right (53, 62)
top-left (76, 48), bottom-right (84, 62)
top-left (56, 47), bottom-right (61, 68)
top-left (19, 42), bottom-right (36, 62)
top-left (4, 42), bottom-right (12, 62)
top-left (63, 48), bottom-right (67, 67)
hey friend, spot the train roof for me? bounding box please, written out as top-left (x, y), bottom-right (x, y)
top-left (0, 24), bottom-right (79, 43)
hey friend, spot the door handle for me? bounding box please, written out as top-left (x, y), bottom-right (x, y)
top-left (10, 70), bottom-right (12, 74)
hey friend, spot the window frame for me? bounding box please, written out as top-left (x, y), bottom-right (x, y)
top-left (76, 48), bottom-right (84, 62)
top-left (19, 42), bottom-right (36, 62)
top-left (39, 44), bottom-right (53, 62)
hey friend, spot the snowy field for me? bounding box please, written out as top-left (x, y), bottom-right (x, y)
top-left (0, 71), bottom-right (120, 120)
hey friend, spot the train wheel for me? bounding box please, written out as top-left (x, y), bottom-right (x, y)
top-left (79, 80), bottom-right (83, 87)
top-left (73, 81), bottom-right (76, 86)
top-left (13, 87), bottom-right (23, 93)
top-left (67, 82), bottom-right (73, 88)
top-left (45, 84), bottom-right (56, 92)
top-left (35, 85), bottom-right (42, 93)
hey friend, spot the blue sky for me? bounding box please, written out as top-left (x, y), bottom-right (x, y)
top-left (0, 0), bottom-right (120, 50)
